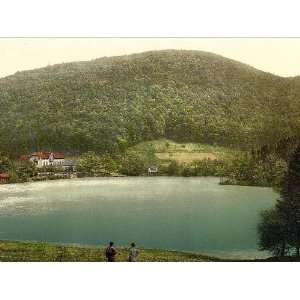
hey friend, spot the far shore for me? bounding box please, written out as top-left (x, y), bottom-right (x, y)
top-left (1, 176), bottom-right (273, 190)
top-left (1, 174), bottom-right (254, 188)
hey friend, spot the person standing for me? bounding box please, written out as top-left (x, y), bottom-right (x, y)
top-left (128, 242), bottom-right (139, 262)
top-left (105, 241), bottom-right (117, 262)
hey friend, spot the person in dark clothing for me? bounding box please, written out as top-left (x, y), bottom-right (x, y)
top-left (105, 241), bottom-right (117, 262)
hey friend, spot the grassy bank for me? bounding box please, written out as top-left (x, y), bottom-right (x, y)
top-left (0, 240), bottom-right (227, 262)
top-left (1, 240), bottom-right (299, 262)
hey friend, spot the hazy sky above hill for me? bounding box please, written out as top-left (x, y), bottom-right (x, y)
top-left (1, 38), bottom-right (300, 78)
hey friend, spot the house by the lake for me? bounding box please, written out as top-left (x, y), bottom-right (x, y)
top-left (148, 166), bottom-right (158, 175)
top-left (0, 173), bottom-right (10, 183)
top-left (20, 152), bottom-right (65, 168)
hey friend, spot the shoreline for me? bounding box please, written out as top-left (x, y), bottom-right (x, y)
top-left (1, 175), bottom-right (272, 189)
top-left (0, 240), bottom-right (265, 262)
top-left (1, 240), bottom-right (299, 262)
top-left (1, 174), bottom-right (221, 185)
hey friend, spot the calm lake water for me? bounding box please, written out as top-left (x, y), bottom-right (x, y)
top-left (0, 177), bottom-right (277, 259)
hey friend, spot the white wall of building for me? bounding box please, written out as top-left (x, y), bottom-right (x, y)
top-left (30, 157), bottom-right (65, 168)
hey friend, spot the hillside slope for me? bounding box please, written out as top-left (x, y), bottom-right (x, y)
top-left (0, 50), bottom-right (299, 157)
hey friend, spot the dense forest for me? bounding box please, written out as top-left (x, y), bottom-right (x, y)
top-left (1, 50), bottom-right (300, 157)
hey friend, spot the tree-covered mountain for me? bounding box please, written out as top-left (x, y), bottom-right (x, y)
top-left (0, 49), bottom-right (299, 157)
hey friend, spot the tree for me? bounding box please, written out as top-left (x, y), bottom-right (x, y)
top-left (15, 161), bottom-right (37, 182)
top-left (167, 160), bottom-right (180, 176)
top-left (278, 145), bottom-right (300, 255)
top-left (258, 208), bottom-right (287, 257)
top-left (77, 152), bottom-right (117, 176)
top-left (0, 153), bottom-right (11, 172)
top-left (120, 152), bottom-right (147, 176)
top-left (258, 145), bottom-right (300, 257)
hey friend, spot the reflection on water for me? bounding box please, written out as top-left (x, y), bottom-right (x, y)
top-left (0, 177), bottom-right (277, 259)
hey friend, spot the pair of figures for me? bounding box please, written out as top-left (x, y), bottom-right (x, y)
top-left (105, 241), bottom-right (139, 262)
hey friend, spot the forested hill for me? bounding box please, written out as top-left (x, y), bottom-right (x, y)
top-left (0, 49), bottom-right (299, 157)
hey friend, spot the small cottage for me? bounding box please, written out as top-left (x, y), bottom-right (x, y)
top-left (148, 166), bottom-right (158, 175)
top-left (30, 152), bottom-right (65, 167)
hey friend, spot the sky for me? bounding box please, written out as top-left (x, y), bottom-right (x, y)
top-left (1, 38), bottom-right (300, 78)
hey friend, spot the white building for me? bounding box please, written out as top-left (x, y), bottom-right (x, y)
top-left (29, 152), bottom-right (65, 168)
top-left (148, 166), bottom-right (158, 175)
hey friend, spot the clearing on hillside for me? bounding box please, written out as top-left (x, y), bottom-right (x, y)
top-left (130, 139), bottom-right (237, 164)
top-left (156, 152), bottom-right (217, 163)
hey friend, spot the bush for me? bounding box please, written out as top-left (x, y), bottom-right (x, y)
top-left (221, 153), bottom-right (287, 187)
top-left (120, 153), bottom-right (146, 175)
top-left (77, 152), bottom-right (117, 176)
top-left (191, 159), bottom-right (220, 176)
top-left (167, 160), bottom-right (181, 176)
top-left (0, 154), bottom-right (11, 172)
top-left (258, 208), bottom-right (288, 256)
top-left (13, 161), bottom-right (37, 182)
top-left (181, 165), bottom-right (194, 177)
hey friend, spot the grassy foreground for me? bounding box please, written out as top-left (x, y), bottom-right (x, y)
top-left (1, 240), bottom-right (300, 262)
top-left (0, 240), bottom-right (227, 262)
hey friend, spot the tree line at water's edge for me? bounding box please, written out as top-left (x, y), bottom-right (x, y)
top-left (0, 149), bottom-right (287, 188)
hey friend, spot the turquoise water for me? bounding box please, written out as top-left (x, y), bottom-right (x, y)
top-left (0, 177), bottom-right (277, 259)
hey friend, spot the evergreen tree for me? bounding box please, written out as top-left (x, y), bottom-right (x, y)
top-left (258, 145), bottom-right (300, 257)
top-left (278, 145), bottom-right (300, 255)
top-left (258, 208), bottom-right (287, 256)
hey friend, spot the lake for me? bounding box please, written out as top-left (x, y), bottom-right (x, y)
top-left (0, 177), bottom-right (277, 259)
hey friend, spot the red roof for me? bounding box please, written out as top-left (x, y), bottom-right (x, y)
top-left (31, 152), bottom-right (50, 159)
top-left (0, 173), bottom-right (10, 179)
top-left (53, 152), bottom-right (64, 159)
top-left (31, 152), bottom-right (64, 159)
